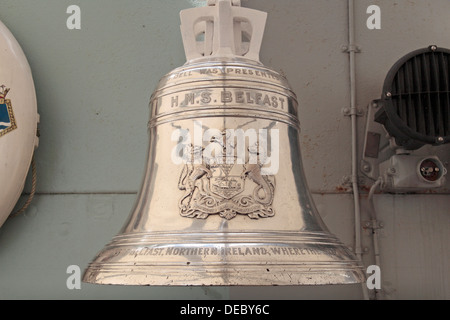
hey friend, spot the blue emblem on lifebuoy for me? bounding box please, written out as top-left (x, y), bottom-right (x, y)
top-left (0, 85), bottom-right (17, 137)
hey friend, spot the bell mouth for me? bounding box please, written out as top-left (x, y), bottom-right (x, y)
top-left (83, 231), bottom-right (365, 286)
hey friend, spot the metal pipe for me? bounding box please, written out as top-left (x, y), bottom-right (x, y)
top-left (368, 178), bottom-right (383, 299)
top-left (347, 0), bottom-right (370, 300)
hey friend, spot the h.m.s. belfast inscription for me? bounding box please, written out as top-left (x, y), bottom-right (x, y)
top-left (168, 89), bottom-right (286, 110)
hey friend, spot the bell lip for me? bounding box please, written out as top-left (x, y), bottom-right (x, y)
top-left (82, 265), bottom-right (366, 287)
top-left (82, 231), bottom-right (366, 287)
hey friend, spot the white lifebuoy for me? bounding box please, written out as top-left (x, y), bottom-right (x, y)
top-left (0, 19), bottom-right (39, 228)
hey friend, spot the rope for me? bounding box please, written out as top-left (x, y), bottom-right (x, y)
top-left (9, 155), bottom-right (37, 218)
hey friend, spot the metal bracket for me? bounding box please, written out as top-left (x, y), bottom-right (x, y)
top-left (342, 107), bottom-right (364, 117)
top-left (341, 175), bottom-right (366, 187)
top-left (360, 101), bottom-right (396, 181)
top-left (363, 220), bottom-right (384, 230)
top-left (342, 45), bottom-right (362, 53)
top-left (182, 0), bottom-right (266, 62)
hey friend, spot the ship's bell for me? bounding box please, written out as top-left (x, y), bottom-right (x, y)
top-left (83, 0), bottom-right (366, 286)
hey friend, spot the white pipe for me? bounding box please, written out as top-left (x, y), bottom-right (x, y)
top-left (368, 178), bottom-right (383, 299)
top-left (347, 0), bottom-right (370, 300)
top-left (368, 178), bottom-right (382, 220)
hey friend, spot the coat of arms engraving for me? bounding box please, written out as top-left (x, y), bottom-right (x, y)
top-left (178, 140), bottom-right (275, 220)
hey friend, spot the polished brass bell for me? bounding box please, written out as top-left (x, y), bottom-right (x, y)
top-left (83, 0), bottom-right (365, 286)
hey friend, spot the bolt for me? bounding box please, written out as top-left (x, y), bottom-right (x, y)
top-left (389, 167), bottom-right (396, 174)
top-left (386, 92), bottom-right (392, 98)
top-left (379, 222), bottom-right (384, 228)
top-left (430, 45), bottom-right (438, 51)
top-left (363, 164), bottom-right (371, 172)
top-left (437, 137), bottom-right (444, 143)
top-left (365, 222), bottom-right (371, 228)
top-left (342, 176), bottom-right (352, 185)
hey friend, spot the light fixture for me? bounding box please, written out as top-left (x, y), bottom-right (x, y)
top-left (362, 45), bottom-right (449, 192)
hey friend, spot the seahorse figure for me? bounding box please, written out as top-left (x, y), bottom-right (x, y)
top-left (241, 143), bottom-right (274, 206)
top-left (242, 163), bottom-right (274, 206)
